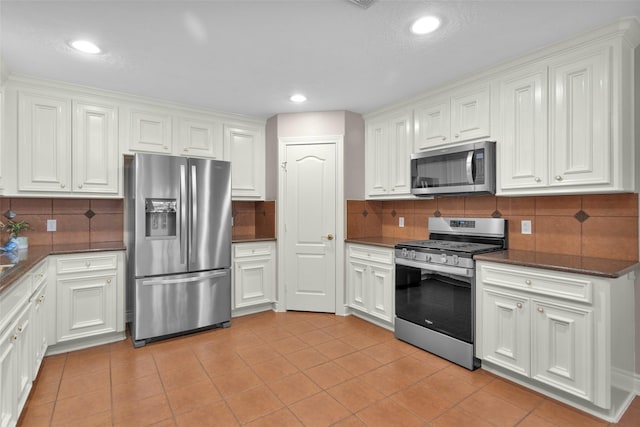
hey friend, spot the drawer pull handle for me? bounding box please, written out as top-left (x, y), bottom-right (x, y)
top-left (525, 279), bottom-right (532, 285)
top-left (39, 295), bottom-right (45, 303)
top-left (106, 279), bottom-right (112, 284)
top-left (516, 303), bottom-right (522, 309)
top-left (537, 307), bottom-right (544, 313)
top-left (11, 335), bottom-right (17, 342)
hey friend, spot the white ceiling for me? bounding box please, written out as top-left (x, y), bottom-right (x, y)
top-left (2, 1), bottom-right (639, 119)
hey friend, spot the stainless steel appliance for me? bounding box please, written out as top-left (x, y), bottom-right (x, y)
top-left (124, 153), bottom-right (232, 347)
top-left (411, 141), bottom-right (496, 197)
top-left (394, 217), bottom-right (506, 370)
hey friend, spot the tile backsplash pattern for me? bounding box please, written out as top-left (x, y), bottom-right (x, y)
top-left (232, 201), bottom-right (276, 240)
top-left (347, 193), bottom-right (639, 261)
top-left (0, 198), bottom-right (123, 246)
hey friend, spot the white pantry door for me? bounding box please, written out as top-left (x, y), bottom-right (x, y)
top-left (282, 142), bottom-right (336, 312)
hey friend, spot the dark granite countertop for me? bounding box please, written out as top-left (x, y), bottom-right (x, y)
top-left (232, 236), bottom-right (277, 243)
top-left (474, 250), bottom-right (639, 279)
top-left (345, 237), bottom-right (407, 249)
top-left (0, 242), bottom-right (125, 295)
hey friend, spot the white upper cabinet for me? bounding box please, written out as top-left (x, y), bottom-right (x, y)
top-left (548, 46), bottom-right (611, 188)
top-left (176, 115), bottom-right (223, 159)
top-left (17, 91), bottom-right (119, 195)
top-left (224, 123), bottom-right (265, 200)
top-left (365, 110), bottom-right (413, 199)
top-left (497, 21), bottom-right (639, 195)
top-left (0, 89), bottom-right (4, 192)
top-left (414, 83), bottom-right (490, 152)
top-left (72, 100), bottom-right (119, 193)
top-left (124, 105), bottom-right (173, 154)
top-left (18, 91), bottom-right (72, 192)
top-left (498, 64), bottom-right (548, 190)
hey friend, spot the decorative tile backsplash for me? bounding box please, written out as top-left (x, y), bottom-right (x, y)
top-left (0, 197), bottom-right (123, 246)
top-left (347, 193), bottom-right (639, 261)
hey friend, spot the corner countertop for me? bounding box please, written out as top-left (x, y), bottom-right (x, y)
top-left (474, 250), bottom-right (639, 279)
top-left (0, 242), bottom-right (125, 295)
top-left (345, 237), bottom-right (406, 249)
top-left (232, 236), bottom-right (277, 243)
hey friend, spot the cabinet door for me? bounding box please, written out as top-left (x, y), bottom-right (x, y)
top-left (365, 119), bottom-right (389, 196)
top-left (414, 100), bottom-right (450, 151)
top-left (18, 91), bottom-right (71, 192)
top-left (57, 273), bottom-right (117, 342)
top-left (0, 322), bottom-right (17, 427)
top-left (234, 256), bottom-right (273, 308)
top-left (346, 259), bottom-right (368, 312)
top-left (14, 304), bottom-right (31, 415)
top-left (177, 116), bottom-right (223, 159)
top-left (549, 46), bottom-right (611, 187)
top-left (30, 284), bottom-right (48, 380)
top-left (369, 263), bottom-right (394, 322)
top-left (481, 289), bottom-right (530, 376)
top-left (451, 85), bottom-right (491, 143)
top-left (532, 300), bottom-right (593, 402)
top-left (0, 90), bottom-right (4, 191)
top-left (388, 112), bottom-right (413, 195)
top-left (127, 107), bottom-right (172, 154)
top-left (73, 101), bottom-right (119, 194)
top-left (224, 124), bottom-right (265, 199)
top-left (500, 67), bottom-right (548, 190)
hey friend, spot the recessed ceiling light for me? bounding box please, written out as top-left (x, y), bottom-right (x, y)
top-left (411, 16), bottom-right (441, 35)
top-left (290, 94), bottom-right (307, 103)
top-left (70, 40), bottom-right (101, 54)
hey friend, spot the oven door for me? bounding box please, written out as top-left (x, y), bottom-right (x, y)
top-left (395, 258), bottom-right (475, 343)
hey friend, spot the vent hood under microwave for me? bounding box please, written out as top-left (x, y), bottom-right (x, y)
top-left (410, 141), bottom-right (496, 197)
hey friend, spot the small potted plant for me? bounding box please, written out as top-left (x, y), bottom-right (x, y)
top-left (4, 219), bottom-right (31, 249)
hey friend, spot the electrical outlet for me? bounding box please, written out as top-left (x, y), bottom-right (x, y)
top-left (47, 219), bottom-right (57, 232)
top-left (399, 217), bottom-right (405, 228)
top-left (521, 220), bottom-right (532, 235)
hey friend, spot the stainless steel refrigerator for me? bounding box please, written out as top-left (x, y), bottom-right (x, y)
top-left (124, 153), bottom-right (232, 347)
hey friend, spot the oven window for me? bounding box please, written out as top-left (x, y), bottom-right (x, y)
top-left (396, 264), bottom-right (473, 343)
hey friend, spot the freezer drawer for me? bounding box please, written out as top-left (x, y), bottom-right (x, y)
top-left (132, 269), bottom-right (230, 344)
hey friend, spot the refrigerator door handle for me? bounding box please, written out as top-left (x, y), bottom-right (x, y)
top-left (141, 270), bottom-right (228, 286)
top-left (191, 163), bottom-right (198, 264)
top-left (180, 164), bottom-right (187, 265)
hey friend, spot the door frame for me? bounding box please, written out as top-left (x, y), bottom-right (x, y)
top-left (276, 135), bottom-right (346, 315)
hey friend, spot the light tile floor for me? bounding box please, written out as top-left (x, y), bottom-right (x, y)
top-left (18, 311), bottom-right (640, 426)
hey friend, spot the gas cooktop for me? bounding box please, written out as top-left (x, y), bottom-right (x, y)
top-left (396, 239), bottom-right (503, 255)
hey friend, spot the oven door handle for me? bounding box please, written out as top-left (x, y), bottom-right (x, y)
top-left (395, 258), bottom-right (473, 277)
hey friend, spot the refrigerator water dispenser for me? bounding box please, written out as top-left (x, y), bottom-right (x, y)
top-left (145, 199), bottom-right (177, 237)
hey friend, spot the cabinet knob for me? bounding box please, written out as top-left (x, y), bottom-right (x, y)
top-left (61, 183), bottom-right (66, 189)
top-left (164, 146), bottom-right (169, 150)
top-left (537, 307), bottom-right (544, 313)
top-left (184, 148), bottom-right (189, 152)
top-left (555, 175), bottom-right (563, 181)
top-left (454, 133), bottom-right (460, 138)
top-left (17, 325), bottom-right (23, 333)
top-left (525, 279), bottom-right (532, 285)
top-left (78, 184), bottom-right (83, 189)
top-left (85, 261), bottom-right (91, 268)
top-left (442, 136), bottom-right (447, 141)
top-left (39, 295), bottom-right (45, 303)
top-left (391, 188), bottom-right (395, 192)
top-left (106, 279), bottom-right (112, 284)
top-left (516, 303), bottom-right (523, 309)
top-left (534, 177), bottom-right (541, 183)
top-left (11, 335), bottom-right (17, 342)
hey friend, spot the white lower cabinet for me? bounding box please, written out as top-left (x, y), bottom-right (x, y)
top-left (346, 244), bottom-right (394, 325)
top-left (53, 252), bottom-right (123, 343)
top-left (232, 242), bottom-right (276, 311)
top-left (476, 261), bottom-right (635, 421)
top-left (0, 259), bottom-right (49, 427)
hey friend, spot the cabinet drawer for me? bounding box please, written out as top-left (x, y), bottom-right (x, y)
top-left (234, 243), bottom-right (273, 258)
top-left (479, 263), bottom-right (592, 303)
top-left (0, 277), bottom-right (31, 330)
top-left (56, 254), bottom-right (118, 274)
top-left (31, 260), bottom-right (48, 289)
top-left (348, 245), bottom-right (394, 265)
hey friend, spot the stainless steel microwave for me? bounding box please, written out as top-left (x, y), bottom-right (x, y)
top-left (411, 141), bottom-right (496, 197)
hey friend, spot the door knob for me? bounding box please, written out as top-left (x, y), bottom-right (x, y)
top-left (325, 234), bottom-right (334, 241)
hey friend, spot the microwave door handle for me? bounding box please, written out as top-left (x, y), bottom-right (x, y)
top-left (465, 151), bottom-right (474, 184)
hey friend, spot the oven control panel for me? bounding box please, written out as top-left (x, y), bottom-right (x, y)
top-left (395, 248), bottom-right (475, 269)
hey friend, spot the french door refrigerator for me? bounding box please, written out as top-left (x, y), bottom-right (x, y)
top-left (125, 153), bottom-right (232, 347)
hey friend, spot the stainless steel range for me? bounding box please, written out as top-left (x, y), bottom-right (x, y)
top-left (394, 217), bottom-right (507, 370)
